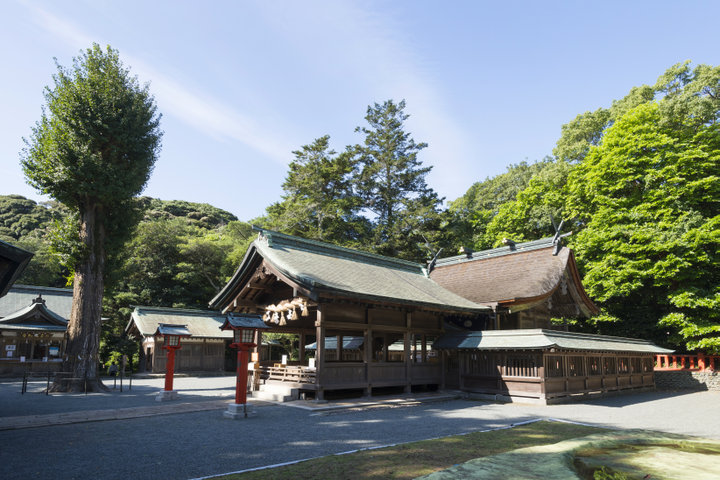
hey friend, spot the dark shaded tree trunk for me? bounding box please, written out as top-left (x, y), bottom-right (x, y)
top-left (51, 203), bottom-right (107, 392)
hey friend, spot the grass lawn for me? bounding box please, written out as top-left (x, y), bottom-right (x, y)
top-left (217, 420), bottom-right (605, 480)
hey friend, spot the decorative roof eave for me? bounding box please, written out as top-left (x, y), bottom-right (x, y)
top-left (0, 299), bottom-right (68, 327)
top-left (219, 314), bottom-right (268, 331)
top-left (490, 253), bottom-right (598, 316)
top-left (154, 323), bottom-right (191, 337)
top-left (209, 244), bottom-right (266, 311)
top-left (0, 324), bottom-right (67, 332)
top-left (0, 240), bottom-right (33, 298)
top-left (565, 251), bottom-right (600, 315)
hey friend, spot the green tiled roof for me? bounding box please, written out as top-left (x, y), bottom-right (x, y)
top-left (0, 285), bottom-right (73, 320)
top-left (127, 306), bottom-right (233, 339)
top-left (433, 329), bottom-right (673, 354)
top-left (242, 228), bottom-right (488, 313)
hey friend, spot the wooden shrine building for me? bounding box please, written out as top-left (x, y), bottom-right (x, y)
top-left (210, 228), bottom-right (490, 400)
top-left (125, 306), bottom-right (234, 373)
top-left (0, 285), bottom-right (73, 375)
top-left (434, 329), bottom-right (669, 403)
top-left (211, 228), bottom-right (671, 403)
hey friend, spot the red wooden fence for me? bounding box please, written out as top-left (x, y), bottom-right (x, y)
top-left (655, 354), bottom-right (720, 372)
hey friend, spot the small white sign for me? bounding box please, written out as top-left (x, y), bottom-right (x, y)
top-left (281, 354), bottom-right (288, 365)
top-left (5, 344), bottom-right (16, 351)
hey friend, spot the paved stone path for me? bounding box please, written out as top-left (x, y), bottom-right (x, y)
top-left (0, 376), bottom-right (718, 480)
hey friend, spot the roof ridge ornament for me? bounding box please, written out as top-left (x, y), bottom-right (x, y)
top-left (550, 215), bottom-right (572, 256)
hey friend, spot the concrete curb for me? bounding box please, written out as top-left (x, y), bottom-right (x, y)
top-left (0, 399), bottom-right (231, 430)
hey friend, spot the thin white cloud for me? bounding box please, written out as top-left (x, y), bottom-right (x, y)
top-left (254, 1), bottom-right (475, 198)
top-left (22, 2), bottom-right (294, 166)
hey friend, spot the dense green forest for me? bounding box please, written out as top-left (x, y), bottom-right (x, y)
top-left (3, 62), bottom-right (719, 358)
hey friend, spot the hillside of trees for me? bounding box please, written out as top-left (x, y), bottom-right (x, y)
top-left (3, 62), bottom-right (718, 358)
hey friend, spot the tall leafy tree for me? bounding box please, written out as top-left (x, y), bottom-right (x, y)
top-left (482, 159), bottom-right (574, 247)
top-left (553, 85), bottom-right (655, 163)
top-left (447, 160), bottom-right (552, 249)
top-left (566, 102), bottom-right (719, 351)
top-left (21, 44), bottom-right (162, 391)
top-left (354, 100), bottom-right (442, 260)
top-left (265, 136), bottom-right (368, 245)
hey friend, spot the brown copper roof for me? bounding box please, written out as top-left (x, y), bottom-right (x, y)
top-left (430, 238), bottom-right (598, 315)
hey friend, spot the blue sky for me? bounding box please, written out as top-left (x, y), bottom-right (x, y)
top-left (1, 1), bottom-right (718, 221)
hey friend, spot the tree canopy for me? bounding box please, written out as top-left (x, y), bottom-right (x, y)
top-left (450, 61), bottom-right (720, 352)
top-left (566, 102), bottom-right (719, 350)
top-left (264, 135), bottom-right (368, 246)
top-left (21, 44), bottom-right (162, 391)
top-left (354, 100), bottom-right (443, 259)
top-left (8, 60), bottom-right (720, 360)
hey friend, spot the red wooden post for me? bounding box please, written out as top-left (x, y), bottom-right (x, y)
top-left (698, 354), bottom-right (706, 371)
top-left (154, 324), bottom-right (191, 402)
top-left (235, 346), bottom-right (250, 404)
top-left (220, 314), bottom-right (267, 419)
top-left (165, 347), bottom-right (177, 391)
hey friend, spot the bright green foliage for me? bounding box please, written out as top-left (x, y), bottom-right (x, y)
top-left (22, 44), bottom-right (161, 211)
top-left (21, 44), bottom-right (162, 269)
top-left (0, 195), bottom-right (68, 286)
top-left (20, 44), bottom-right (162, 389)
top-left (554, 85), bottom-right (655, 163)
top-left (447, 161), bottom-right (549, 249)
top-left (140, 197), bottom-right (237, 229)
top-left (354, 100), bottom-right (442, 260)
top-left (483, 159), bottom-right (574, 247)
top-left (654, 61), bottom-right (720, 130)
top-left (0, 195), bottom-right (54, 239)
top-left (566, 102), bottom-right (720, 350)
top-left (264, 136), bottom-right (369, 246)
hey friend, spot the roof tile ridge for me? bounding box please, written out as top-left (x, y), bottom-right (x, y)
top-left (434, 237), bottom-right (556, 266)
top-left (134, 305), bottom-right (223, 315)
top-left (540, 329), bottom-right (652, 344)
top-left (10, 284), bottom-right (74, 294)
top-left (254, 227), bottom-right (425, 273)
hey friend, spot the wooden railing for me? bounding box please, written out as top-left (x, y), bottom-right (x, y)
top-left (655, 354), bottom-right (720, 372)
top-left (263, 365), bottom-right (316, 384)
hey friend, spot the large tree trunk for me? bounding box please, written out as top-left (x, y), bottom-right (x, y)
top-left (51, 202), bottom-right (107, 393)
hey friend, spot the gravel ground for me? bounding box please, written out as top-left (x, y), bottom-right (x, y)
top-left (1, 377), bottom-right (718, 480)
top-left (0, 375), bottom-right (236, 417)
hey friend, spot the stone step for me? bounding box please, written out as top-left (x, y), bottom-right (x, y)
top-left (252, 383), bottom-right (300, 402)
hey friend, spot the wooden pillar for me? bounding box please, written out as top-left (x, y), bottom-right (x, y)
top-left (299, 331), bottom-right (306, 363)
top-left (440, 349), bottom-right (446, 389)
top-left (315, 305), bottom-right (325, 401)
top-left (404, 311), bottom-right (412, 393)
top-left (364, 308), bottom-right (372, 397)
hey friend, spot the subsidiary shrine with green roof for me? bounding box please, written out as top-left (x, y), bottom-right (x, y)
top-left (210, 227), bottom-right (671, 404)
